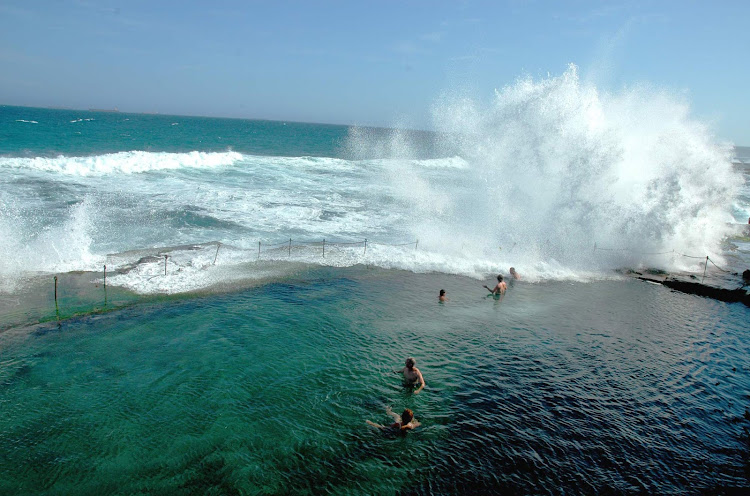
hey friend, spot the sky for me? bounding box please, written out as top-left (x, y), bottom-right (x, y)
top-left (0, 0), bottom-right (747, 143)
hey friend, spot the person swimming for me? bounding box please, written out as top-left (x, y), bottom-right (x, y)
top-left (509, 267), bottom-right (520, 280)
top-left (394, 357), bottom-right (425, 393)
top-left (484, 274), bottom-right (507, 295)
top-left (366, 406), bottom-right (420, 433)
top-left (439, 289), bottom-right (447, 302)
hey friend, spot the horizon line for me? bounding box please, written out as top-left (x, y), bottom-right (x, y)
top-left (0, 103), bottom-right (432, 134)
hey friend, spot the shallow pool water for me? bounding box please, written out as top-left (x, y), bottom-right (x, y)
top-left (1, 267), bottom-right (749, 494)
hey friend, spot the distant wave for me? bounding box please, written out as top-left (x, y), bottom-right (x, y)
top-left (15, 119), bottom-right (38, 124)
top-left (0, 151), bottom-right (371, 176)
top-left (261, 155), bottom-right (354, 170)
top-left (400, 156), bottom-right (468, 169)
top-left (0, 150), bottom-right (245, 175)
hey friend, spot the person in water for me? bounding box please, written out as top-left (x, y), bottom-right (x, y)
top-left (484, 274), bottom-right (507, 295)
top-left (366, 406), bottom-right (420, 432)
top-left (394, 357), bottom-right (425, 393)
top-left (509, 267), bottom-right (520, 280)
top-left (439, 289), bottom-right (447, 302)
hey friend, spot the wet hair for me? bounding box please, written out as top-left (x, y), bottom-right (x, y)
top-left (405, 357), bottom-right (415, 367)
top-left (509, 267), bottom-right (516, 273)
top-left (439, 289), bottom-right (446, 296)
top-left (401, 409), bottom-right (414, 424)
top-left (497, 274), bottom-right (504, 282)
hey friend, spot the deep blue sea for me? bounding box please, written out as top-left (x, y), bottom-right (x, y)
top-left (2, 67), bottom-right (750, 495)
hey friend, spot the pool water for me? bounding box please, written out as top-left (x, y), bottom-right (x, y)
top-left (1, 267), bottom-right (749, 494)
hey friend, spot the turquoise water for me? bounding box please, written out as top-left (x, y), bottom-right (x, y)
top-left (2, 87), bottom-right (750, 494)
top-left (2, 268), bottom-right (749, 493)
top-left (1, 105), bottom-right (439, 160)
top-left (2, 105), bottom-right (348, 158)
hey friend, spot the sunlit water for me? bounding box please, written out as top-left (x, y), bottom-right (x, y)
top-left (2, 267), bottom-right (749, 494)
top-left (2, 67), bottom-right (748, 295)
top-left (2, 65), bottom-right (750, 494)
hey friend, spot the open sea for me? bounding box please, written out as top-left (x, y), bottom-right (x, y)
top-left (2, 68), bottom-right (750, 494)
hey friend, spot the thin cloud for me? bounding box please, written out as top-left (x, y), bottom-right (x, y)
top-left (564, 4), bottom-right (631, 24)
top-left (0, 47), bottom-right (51, 67)
top-left (287, 48), bottom-right (331, 57)
top-left (420, 32), bottom-right (444, 43)
top-left (449, 54), bottom-right (480, 62)
top-left (393, 30), bottom-right (445, 56)
top-left (439, 17), bottom-right (481, 28)
top-left (0, 4), bottom-right (33, 19)
top-left (392, 41), bottom-right (422, 55)
top-left (72, 0), bottom-right (153, 31)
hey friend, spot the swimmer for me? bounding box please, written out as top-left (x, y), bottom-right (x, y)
top-left (366, 406), bottom-right (420, 432)
top-left (484, 274), bottom-right (507, 295)
top-left (509, 267), bottom-right (520, 280)
top-left (394, 357), bottom-right (425, 394)
top-left (439, 289), bottom-right (447, 302)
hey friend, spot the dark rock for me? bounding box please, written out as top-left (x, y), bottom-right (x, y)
top-left (660, 278), bottom-right (750, 307)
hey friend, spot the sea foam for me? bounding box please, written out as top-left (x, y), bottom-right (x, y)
top-left (351, 64), bottom-right (743, 274)
top-left (0, 150), bottom-right (245, 176)
top-left (1, 70), bottom-right (746, 295)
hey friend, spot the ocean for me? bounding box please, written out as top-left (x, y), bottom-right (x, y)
top-left (2, 67), bottom-right (750, 494)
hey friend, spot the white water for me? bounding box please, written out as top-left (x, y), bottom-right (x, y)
top-left (0, 150), bottom-right (245, 175)
top-left (0, 65), bottom-right (746, 294)
top-left (377, 64), bottom-right (744, 275)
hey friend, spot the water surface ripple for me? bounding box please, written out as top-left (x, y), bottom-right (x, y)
top-left (1, 269), bottom-right (749, 494)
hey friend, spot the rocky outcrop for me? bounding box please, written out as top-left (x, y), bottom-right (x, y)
top-left (627, 269), bottom-right (750, 307)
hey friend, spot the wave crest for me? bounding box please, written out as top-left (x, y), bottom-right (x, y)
top-left (0, 150), bottom-right (245, 176)
top-left (404, 63), bottom-right (742, 270)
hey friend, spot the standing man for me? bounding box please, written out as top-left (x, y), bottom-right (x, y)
top-left (394, 357), bottom-right (425, 394)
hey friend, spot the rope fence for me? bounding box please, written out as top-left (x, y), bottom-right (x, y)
top-left (592, 242), bottom-right (734, 282)
top-left (252, 238), bottom-right (419, 260)
top-left (92, 238), bottom-right (741, 283)
top-left (96, 238), bottom-right (420, 282)
top-left (48, 237), bottom-right (420, 318)
top-left (47, 238), bottom-right (746, 317)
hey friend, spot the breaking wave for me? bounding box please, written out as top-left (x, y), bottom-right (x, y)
top-left (0, 150), bottom-right (245, 176)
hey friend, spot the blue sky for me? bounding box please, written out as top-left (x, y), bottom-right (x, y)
top-left (1, 0), bottom-right (747, 143)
